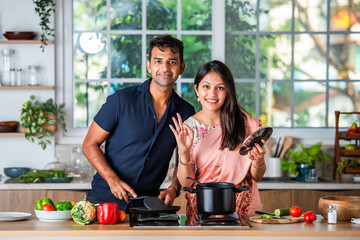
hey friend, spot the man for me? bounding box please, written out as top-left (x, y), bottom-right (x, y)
top-left (83, 35), bottom-right (195, 211)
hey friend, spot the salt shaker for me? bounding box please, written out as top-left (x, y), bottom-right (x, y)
top-left (327, 204), bottom-right (337, 224)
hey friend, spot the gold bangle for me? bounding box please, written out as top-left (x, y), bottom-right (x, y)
top-left (252, 163), bottom-right (265, 169)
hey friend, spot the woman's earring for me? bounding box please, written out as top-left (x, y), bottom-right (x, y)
top-left (197, 97), bottom-right (200, 102)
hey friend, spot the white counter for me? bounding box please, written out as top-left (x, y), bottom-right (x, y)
top-left (0, 178), bottom-right (359, 190)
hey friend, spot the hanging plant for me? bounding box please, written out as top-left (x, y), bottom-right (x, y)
top-left (33, 0), bottom-right (55, 52)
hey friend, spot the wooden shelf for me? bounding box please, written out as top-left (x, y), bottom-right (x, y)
top-left (339, 132), bottom-right (360, 140)
top-left (333, 111), bottom-right (360, 182)
top-left (344, 167), bottom-right (360, 173)
top-left (340, 148), bottom-right (360, 156)
top-left (0, 86), bottom-right (54, 90)
top-left (0, 132), bottom-right (24, 137)
top-left (0, 40), bottom-right (54, 44)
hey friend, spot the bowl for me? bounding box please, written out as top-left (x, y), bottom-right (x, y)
top-left (44, 177), bottom-right (74, 183)
top-left (318, 196), bottom-right (360, 221)
top-left (3, 31), bottom-right (36, 40)
top-left (0, 121), bottom-right (19, 132)
top-left (4, 167), bottom-right (31, 178)
top-left (34, 210), bottom-right (72, 222)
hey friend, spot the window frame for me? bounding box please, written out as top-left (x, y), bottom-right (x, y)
top-left (56, 0), bottom-right (342, 145)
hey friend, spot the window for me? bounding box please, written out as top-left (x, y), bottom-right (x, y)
top-left (58, 0), bottom-right (360, 142)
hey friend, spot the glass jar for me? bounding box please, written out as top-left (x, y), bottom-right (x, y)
top-left (10, 68), bottom-right (15, 86)
top-left (0, 49), bottom-right (14, 86)
top-left (71, 146), bottom-right (93, 180)
top-left (27, 65), bottom-right (40, 86)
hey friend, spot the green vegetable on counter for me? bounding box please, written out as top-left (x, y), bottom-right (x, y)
top-left (11, 169), bottom-right (53, 183)
top-left (260, 214), bottom-right (273, 219)
top-left (52, 170), bottom-right (65, 177)
top-left (55, 201), bottom-right (73, 211)
top-left (36, 197), bottom-right (55, 210)
top-left (274, 208), bottom-right (290, 217)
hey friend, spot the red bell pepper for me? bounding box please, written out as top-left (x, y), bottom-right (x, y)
top-left (97, 202), bottom-right (118, 224)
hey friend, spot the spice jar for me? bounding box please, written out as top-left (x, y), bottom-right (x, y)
top-left (327, 204), bottom-right (337, 224)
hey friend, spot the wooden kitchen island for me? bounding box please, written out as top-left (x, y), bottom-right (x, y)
top-left (0, 215), bottom-right (359, 240)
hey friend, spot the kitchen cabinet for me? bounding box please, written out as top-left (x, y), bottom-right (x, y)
top-left (333, 111), bottom-right (360, 183)
top-left (0, 190), bottom-right (87, 214)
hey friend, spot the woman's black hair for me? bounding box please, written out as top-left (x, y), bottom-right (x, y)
top-left (149, 35), bottom-right (184, 64)
top-left (194, 60), bottom-right (246, 150)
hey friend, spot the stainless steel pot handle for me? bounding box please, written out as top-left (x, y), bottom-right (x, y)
top-left (181, 186), bottom-right (197, 193)
top-left (234, 185), bottom-right (249, 192)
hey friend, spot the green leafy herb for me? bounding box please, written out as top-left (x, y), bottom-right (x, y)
top-left (11, 169), bottom-right (53, 183)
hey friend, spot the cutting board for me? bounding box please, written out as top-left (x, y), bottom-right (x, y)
top-left (249, 214), bottom-right (305, 224)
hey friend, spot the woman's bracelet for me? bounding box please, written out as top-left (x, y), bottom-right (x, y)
top-left (179, 159), bottom-right (191, 166)
top-left (252, 162), bottom-right (265, 169)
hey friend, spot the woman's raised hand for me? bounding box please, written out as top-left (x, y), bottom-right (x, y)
top-left (169, 113), bottom-right (194, 156)
top-left (248, 139), bottom-right (266, 161)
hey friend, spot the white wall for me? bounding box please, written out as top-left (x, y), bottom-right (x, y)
top-left (0, 0), bottom-right (55, 177)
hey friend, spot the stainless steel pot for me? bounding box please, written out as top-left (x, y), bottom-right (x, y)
top-left (182, 181), bottom-right (249, 215)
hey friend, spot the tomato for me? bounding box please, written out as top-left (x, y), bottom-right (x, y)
top-left (304, 211), bottom-right (316, 223)
top-left (346, 128), bottom-right (357, 134)
top-left (290, 206), bottom-right (302, 217)
top-left (118, 210), bottom-right (126, 223)
top-left (41, 203), bottom-right (56, 211)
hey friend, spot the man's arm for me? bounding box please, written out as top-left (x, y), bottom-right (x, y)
top-left (158, 148), bottom-right (181, 206)
top-left (82, 121), bottom-right (137, 202)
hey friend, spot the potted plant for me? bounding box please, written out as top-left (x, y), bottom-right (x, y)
top-left (281, 142), bottom-right (332, 182)
top-left (33, 0), bottom-right (55, 52)
top-left (20, 95), bottom-right (67, 150)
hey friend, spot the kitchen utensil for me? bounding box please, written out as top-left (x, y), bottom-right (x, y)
top-left (274, 137), bottom-right (281, 157)
top-left (266, 137), bottom-right (274, 158)
top-left (129, 206), bottom-right (181, 214)
top-left (182, 182), bottom-right (249, 215)
top-left (318, 196), bottom-right (360, 221)
top-left (254, 211), bottom-right (290, 220)
top-left (34, 209), bottom-right (71, 222)
top-left (249, 214), bottom-right (304, 224)
top-left (186, 177), bottom-right (207, 188)
top-left (0, 121), bottom-right (19, 132)
top-left (143, 196), bottom-right (166, 211)
top-left (43, 177), bottom-right (73, 183)
top-left (278, 136), bottom-right (293, 159)
top-left (3, 167), bottom-right (30, 178)
top-left (3, 31), bottom-right (36, 40)
top-left (239, 127), bottom-right (273, 155)
top-left (0, 212), bottom-right (31, 222)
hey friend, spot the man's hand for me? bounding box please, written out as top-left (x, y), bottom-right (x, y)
top-left (158, 187), bottom-right (177, 206)
top-left (108, 179), bottom-right (137, 203)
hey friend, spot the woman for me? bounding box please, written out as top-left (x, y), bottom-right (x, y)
top-left (169, 60), bottom-right (266, 224)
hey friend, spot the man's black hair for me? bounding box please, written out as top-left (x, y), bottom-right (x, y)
top-left (148, 35), bottom-right (184, 64)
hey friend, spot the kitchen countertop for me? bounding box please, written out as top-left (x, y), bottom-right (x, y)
top-left (0, 215), bottom-right (359, 239)
top-left (0, 178), bottom-right (359, 190)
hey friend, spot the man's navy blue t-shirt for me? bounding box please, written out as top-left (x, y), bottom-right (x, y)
top-left (86, 78), bottom-right (195, 210)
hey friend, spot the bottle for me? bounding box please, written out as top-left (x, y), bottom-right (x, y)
top-left (10, 68), bottom-right (16, 86)
top-left (15, 68), bottom-right (23, 86)
top-left (27, 65), bottom-right (39, 86)
top-left (327, 204), bottom-right (337, 224)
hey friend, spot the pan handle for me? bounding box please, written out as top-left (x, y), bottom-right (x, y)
top-left (234, 185), bottom-right (249, 192)
top-left (181, 186), bottom-right (197, 193)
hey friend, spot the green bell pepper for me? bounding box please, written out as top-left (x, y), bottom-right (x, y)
top-left (55, 201), bottom-right (73, 211)
top-left (52, 170), bottom-right (65, 177)
top-left (35, 197), bottom-right (55, 210)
